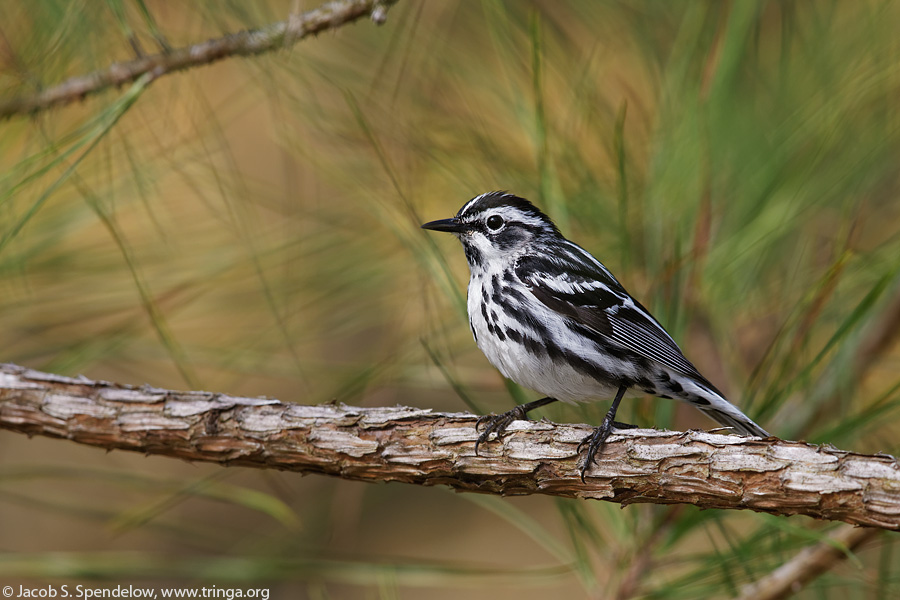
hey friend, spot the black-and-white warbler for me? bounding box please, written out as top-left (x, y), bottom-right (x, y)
top-left (422, 191), bottom-right (768, 480)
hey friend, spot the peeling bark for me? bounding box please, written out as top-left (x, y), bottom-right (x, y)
top-left (1, 363), bottom-right (899, 529)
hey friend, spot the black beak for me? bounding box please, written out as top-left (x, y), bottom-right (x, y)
top-left (421, 217), bottom-right (465, 233)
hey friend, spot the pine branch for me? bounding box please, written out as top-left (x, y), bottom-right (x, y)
top-left (0, 0), bottom-right (398, 119)
top-left (737, 525), bottom-right (879, 600)
top-left (2, 363), bottom-right (899, 529)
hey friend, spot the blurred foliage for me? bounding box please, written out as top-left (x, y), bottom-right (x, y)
top-left (2, 0), bottom-right (900, 598)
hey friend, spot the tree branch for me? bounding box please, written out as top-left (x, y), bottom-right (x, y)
top-left (0, 0), bottom-right (398, 119)
top-left (737, 525), bottom-right (879, 600)
top-left (1, 362), bottom-right (898, 529)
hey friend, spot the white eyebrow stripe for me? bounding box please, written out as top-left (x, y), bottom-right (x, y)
top-left (458, 193), bottom-right (495, 218)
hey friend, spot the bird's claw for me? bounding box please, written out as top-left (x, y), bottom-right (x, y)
top-left (474, 405), bottom-right (530, 454)
top-left (577, 419), bottom-right (635, 482)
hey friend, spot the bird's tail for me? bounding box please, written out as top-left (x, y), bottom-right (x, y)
top-left (696, 401), bottom-right (769, 437)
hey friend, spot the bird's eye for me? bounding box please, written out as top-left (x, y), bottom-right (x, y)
top-left (486, 215), bottom-right (504, 231)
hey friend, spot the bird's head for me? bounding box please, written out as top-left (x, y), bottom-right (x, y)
top-left (421, 192), bottom-right (560, 267)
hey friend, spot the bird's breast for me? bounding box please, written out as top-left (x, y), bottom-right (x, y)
top-left (465, 269), bottom-right (622, 403)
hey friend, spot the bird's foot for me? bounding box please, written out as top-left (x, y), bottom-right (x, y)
top-left (475, 405), bottom-right (531, 454)
top-left (474, 397), bottom-right (558, 454)
top-left (577, 419), bottom-right (636, 482)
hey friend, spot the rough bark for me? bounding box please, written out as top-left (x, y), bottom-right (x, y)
top-left (1, 363), bottom-right (899, 530)
top-left (0, 0), bottom-right (398, 119)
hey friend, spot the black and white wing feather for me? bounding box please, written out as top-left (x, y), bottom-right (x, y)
top-left (515, 241), bottom-right (768, 438)
top-left (515, 244), bottom-right (710, 386)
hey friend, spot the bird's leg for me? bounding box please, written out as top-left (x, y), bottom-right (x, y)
top-left (578, 385), bottom-right (628, 482)
top-left (475, 396), bottom-right (558, 454)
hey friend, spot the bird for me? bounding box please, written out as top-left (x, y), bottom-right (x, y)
top-left (421, 191), bottom-right (768, 480)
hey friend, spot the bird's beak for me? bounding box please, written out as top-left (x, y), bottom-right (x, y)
top-left (421, 217), bottom-right (466, 233)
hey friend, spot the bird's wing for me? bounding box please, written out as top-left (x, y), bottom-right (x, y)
top-left (515, 249), bottom-right (705, 380)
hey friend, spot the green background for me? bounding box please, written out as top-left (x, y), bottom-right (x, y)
top-left (2, 1), bottom-right (900, 597)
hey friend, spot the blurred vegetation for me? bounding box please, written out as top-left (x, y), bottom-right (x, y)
top-left (2, 0), bottom-right (900, 598)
